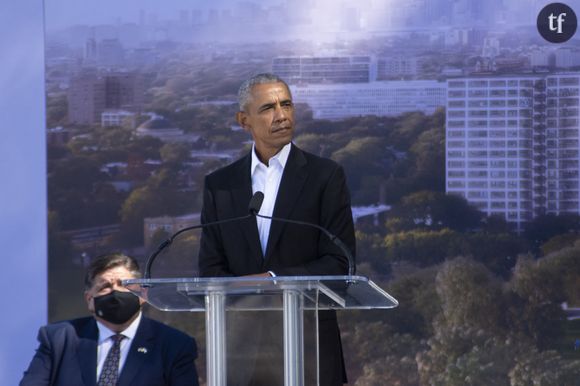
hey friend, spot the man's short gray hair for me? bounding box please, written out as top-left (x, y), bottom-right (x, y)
top-left (238, 73), bottom-right (291, 111)
top-left (84, 253), bottom-right (141, 290)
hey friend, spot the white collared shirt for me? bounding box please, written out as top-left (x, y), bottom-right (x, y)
top-left (251, 142), bottom-right (291, 255)
top-left (96, 311), bottom-right (142, 381)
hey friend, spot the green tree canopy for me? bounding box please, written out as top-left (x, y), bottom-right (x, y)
top-left (49, 156), bottom-right (105, 193)
top-left (509, 349), bottom-right (580, 386)
top-left (127, 136), bottom-right (163, 160)
top-left (331, 136), bottom-right (393, 203)
top-left (524, 213), bottom-right (580, 249)
top-left (160, 142), bottom-right (191, 165)
top-left (384, 228), bottom-right (468, 266)
top-left (387, 191), bottom-right (483, 232)
top-left (436, 257), bottom-right (503, 332)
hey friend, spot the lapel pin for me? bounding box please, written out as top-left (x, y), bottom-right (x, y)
top-left (137, 347), bottom-right (148, 354)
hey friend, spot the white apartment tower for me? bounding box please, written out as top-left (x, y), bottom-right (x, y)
top-left (272, 55), bottom-right (377, 84)
top-left (291, 81), bottom-right (446, 120)
top-left (446, 74), bottom-right (580, 228)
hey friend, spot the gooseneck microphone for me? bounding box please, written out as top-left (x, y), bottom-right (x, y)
top-left (144, 192), bottom-right (264, 279)
top-left (251, 191), bottom-right (356, 277)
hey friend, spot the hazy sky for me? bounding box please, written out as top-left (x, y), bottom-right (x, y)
top-left (43, 0), bottom-right (573, 33)
top-left (45, 0), bottom-right (279, 29)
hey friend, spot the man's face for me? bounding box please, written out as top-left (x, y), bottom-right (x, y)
top-left (236, 82), bottom-right (295, 161)
top-left (84, 265), bottom-right (143, 314)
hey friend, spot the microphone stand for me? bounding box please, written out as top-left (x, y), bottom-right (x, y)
top-left (254, 213), bottom-right (356, 277)
top-left (143, 214), bottom-right (253, 280)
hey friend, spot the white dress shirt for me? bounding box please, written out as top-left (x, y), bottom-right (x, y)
top-left (250, 142), bottom-right (291, 255)
top-left (96, 311), bottom-right (142, 381)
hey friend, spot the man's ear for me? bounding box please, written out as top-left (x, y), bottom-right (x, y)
top-left (84, 290), bottom-right (93, 311)
top-left (236, 111), bottom-right (249, 132)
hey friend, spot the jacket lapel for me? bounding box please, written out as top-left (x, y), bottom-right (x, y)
top-left (231, 152), bottom-right (264, 265)
top-left (77, 318), bottom-right (98, 386)
top-left (117, 317), bottom-right (154, 386)
top-left (264, 144), bottom-right (308, 262)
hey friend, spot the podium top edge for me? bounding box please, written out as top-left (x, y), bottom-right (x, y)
top-left (123, 275), bottom-right (370, 286)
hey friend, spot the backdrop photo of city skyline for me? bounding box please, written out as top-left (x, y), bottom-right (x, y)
top-left (45, 0), bottom-right (580, 384)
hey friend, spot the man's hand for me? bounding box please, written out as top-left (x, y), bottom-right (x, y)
top-left (242, 272), bottom-right (272, 278)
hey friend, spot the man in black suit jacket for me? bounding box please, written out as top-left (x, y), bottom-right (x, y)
top-left (20, 253), bottom-right (199, 386)
top-left (199, 73), bottom-right (356, 386)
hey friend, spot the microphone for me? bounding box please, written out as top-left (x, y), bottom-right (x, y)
top-left (144, 192), bottom-right (264, 279)
top-left (252, 191), bottom-right (355, 277)
top-left (248, 191), bottom-right (264, 215)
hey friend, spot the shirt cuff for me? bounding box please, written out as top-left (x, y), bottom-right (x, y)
top-left (267, 270), bottom-right (276, 277)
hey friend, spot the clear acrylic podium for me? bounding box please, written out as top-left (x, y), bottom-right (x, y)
top-left (124, 275), bottom-right (398, 386)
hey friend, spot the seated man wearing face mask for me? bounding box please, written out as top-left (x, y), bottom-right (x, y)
top-left (20, 253), bottom-right (199, 386)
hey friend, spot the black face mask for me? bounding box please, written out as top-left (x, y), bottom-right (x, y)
top-left (93, 290), bottom-right (140, 325)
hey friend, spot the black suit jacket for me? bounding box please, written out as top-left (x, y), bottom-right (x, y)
top-left (20, 316), bottom-right (199, 386)
top-left (199, 144), bottom-right (355, 385)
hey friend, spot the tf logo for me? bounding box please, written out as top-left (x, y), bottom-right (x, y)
top-left (537, 3), bottom-right (577, 43)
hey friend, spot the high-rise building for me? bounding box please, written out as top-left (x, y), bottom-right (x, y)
top-left (84, 37), bottom-right (97, 63)
top-left (101, 109), bottom-right (136, 128)
top-left (179, 10), bottom-right (190, 26)
top-left (272, 55), bottom-right (376, 84)
top-left (554, 48), bottom-right (580, 69)
top-left (97, 39), bottom-right (125, 67)
top-left (191, 9), bottom-right (203, 25)
top-left (68, 71), bottom-right (144, 125)
top-left (446, 74), bottom-right (580, 228)
top-left (377, 56), bottom-right (422, 79)
top-left (529, 49), bottom-right (554, 68)
top-left (481, 36), bottom-right (500, 58)
top-left (340, 6), bottom-right (361, 31)
top-left (291, 80), bottom-right (446, 120)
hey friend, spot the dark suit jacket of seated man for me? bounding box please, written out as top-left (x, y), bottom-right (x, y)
top-left (198, 73), bottom-right (356, 386)
top-left (20, 253), bottom-right (199, 386)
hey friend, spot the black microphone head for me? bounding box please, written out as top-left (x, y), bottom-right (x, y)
top-left (249, 191), bottom-right (264, 215)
